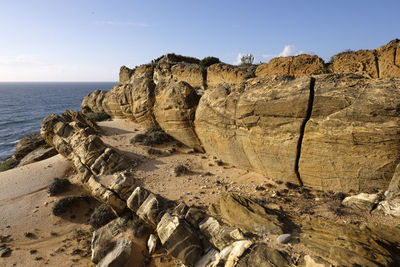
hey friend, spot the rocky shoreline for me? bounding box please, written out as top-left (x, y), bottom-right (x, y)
top-left (2, 39), bottom-right (400, 266)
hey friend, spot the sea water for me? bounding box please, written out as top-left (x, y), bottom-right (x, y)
top-left (0, 82), bottom-right (116, 161)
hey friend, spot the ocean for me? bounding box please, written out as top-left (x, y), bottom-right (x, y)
top-left (0, 82), bottom-right (116, 161)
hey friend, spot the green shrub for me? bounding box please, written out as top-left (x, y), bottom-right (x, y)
top-left (48, 178), bottom-right (71, 196)
top-left (0, 157), bottom-right (18, 172)
top-left (199, 56), bottom-right (220, 67)
top-left (89, 204), bottom-right (116, 229)
top-left (240, 54), bottom-right (254, 66)
top-left (131, 124), bottom-right (173, 146)
top-left (52, 196), bottom-right (89, 216)
top-left (39, 143), bottom-right (52, 149)
top-left (84, 111), bottom-right (111, 122)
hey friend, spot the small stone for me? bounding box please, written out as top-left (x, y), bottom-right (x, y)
top-left (147, 234), bottom-right (157, 255)
top-left (1, 247), bottom-right (12, 257)
top-left (277, 234), bottom-right (291, 244)
top-left (32, 209), bottom-right (38, 213)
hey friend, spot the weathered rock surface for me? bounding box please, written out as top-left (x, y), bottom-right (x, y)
top-left (235, 242), bottom-right (291, 267)
top-left (299, 218), bottom-right (400, 266)
top-left (102, 86), bottom-right (126, 118)
top-left (136, 193), bottom-right (163, 226)
top-left (129, 76), bottom-right (157, 127)
top-left (91, 217), bottom-right (131, 264)
top-left (303, 255), bottom-right (331, 267)
top-left (172, 63), bottom-right (204, 88)
top-left (198, 216), bottom-right (245, 250)
top-left (332, 39), bottom-right (400, 78)
top-left (41, 110), bottom-right (129, 213)
top-left (156, 213), bottom-right (203, 266)
top-left (17, 146), bottom-right (57, 166)
top-left (342, 193), bottom-right (380, 211)
top-left (376, 198), bottom-right (400, 217)
top-left (211, 193), bottom-right (285, 235)
top-left (81, 89), bottom-right (107, 113)
top-left (127, 186), bottom-right (150, 212)
top-left (97, 237), bottom-right (132, 267)
top-left (119, 66), bottom-right (133, 84)
top-left (195, 75), bottom-right (311, 184)
top-left (256, 54), bottom-right (326, 78)
top-left (154, 81), bottom-right (203, 151)
top-left (206, 63), bottom-right (247, 88)
top-left (13, 132), bottom-right (46, 160)
top-left (299, 74), bottom-right (400, 192)
top-left (332, 49), bottom-right (379, 78)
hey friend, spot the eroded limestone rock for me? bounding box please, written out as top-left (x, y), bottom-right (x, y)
top-left (198, 216), bottom-right (245, 250)
top-left (299, 218), bottom-right (400, 266)
top-left (212, 193), bottom-right (285, 235)
top-left (256, 54), bottom-right (326, 78)
top-left (206, 63), bottom-right (247, 88)
top-left (299, 74), bottom-right (400, 191)
top-left (235, 242), bottom-right (291, 267)
top-left (156, 213), bottom-right (203, 266)
top-left (195, 75), bottom-right (311, 184)
top-left (342, 193), bottom-right (380, 211)
top-left (154, 81), bottom-right (203, 151)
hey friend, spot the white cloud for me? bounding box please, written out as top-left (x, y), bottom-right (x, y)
top-left (278, 45), bottom-right (300, 57)
top-left (234, 53), bottom-right (244, 65)
top-left (93, 21), bottom-right (150, 27)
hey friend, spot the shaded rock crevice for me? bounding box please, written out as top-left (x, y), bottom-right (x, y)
top-left (374, 50), bottom-right (381, 78)
top-left (295, 77), bottom-right (315, 186)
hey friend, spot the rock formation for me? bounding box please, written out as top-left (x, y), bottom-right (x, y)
top-left (195, 75), bottom-right (311, 185)
top-left (256, 54), bottom-right (327, 78)
top-left (332, 38), bottom-right (400, 78)
top-left (299, 74), bottom-right (400, 192)
top-left (79, 40), bottom-right (400, 195)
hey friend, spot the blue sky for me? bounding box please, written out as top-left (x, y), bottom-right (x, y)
top-left (0, 0), bottom-right (399, 81)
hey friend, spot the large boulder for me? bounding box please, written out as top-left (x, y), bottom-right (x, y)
top-left (211, 193), bottom-right (285, 235)
top-left (206, 63), bottom-right (247, 88)
top-left (376, 39), bottom-right (400, 78)
top-left (102, 86), bottom-right (126, 118)
top-left (332, 39), bottom-right (400, 78)
top-left (299, 218), bottom-right (400, 266)
top-left (332, 49), bottom-right (379, 78)
top-left (156, 213), bottom-right (203, 266)
top-left (256, 54), bottom-right (326, 78)
top-left (235, 242), bottom-right (291, 267)
top-left (119, 66), bottom-right (133, 84)
top-left (81, 89), bottom-right (107, 113)
top-left (171, 63), bottom-right (204, 88)
top-left (129, 76), bottom-right (157, 128)
top-left (299, 74), bottom-right (400, 192)
top-left (195, 75), bottom-right (312, 184)
top-left (13, 132), bottom-right (46, 160)
top-left (154, 81), bottom-right (203, 151)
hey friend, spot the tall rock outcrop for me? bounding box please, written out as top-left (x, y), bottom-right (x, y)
top-left (332, 39), bottom-right (400, 78)
top-left (79, 40), bottom-right (400, 192)
top-left (195, 75), bottom-right (312, 185)
top-left (299, 74), bottom-right (400, 191)
top-left (154, 81), bottom-right (203, 151)
top-left (206, 63), bottom-right (248, 88)
top-left (256, 54), bottom-right (327, 78)
top-left (81, 89), bottom-right (107, 113)
top-left (332, 49), bottom-right (379, 78)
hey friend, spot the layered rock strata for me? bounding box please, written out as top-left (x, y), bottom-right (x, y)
top-left (80, 40), bottom-right (400, 194)
top-left (41, 110), bottom-right (129, 213)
